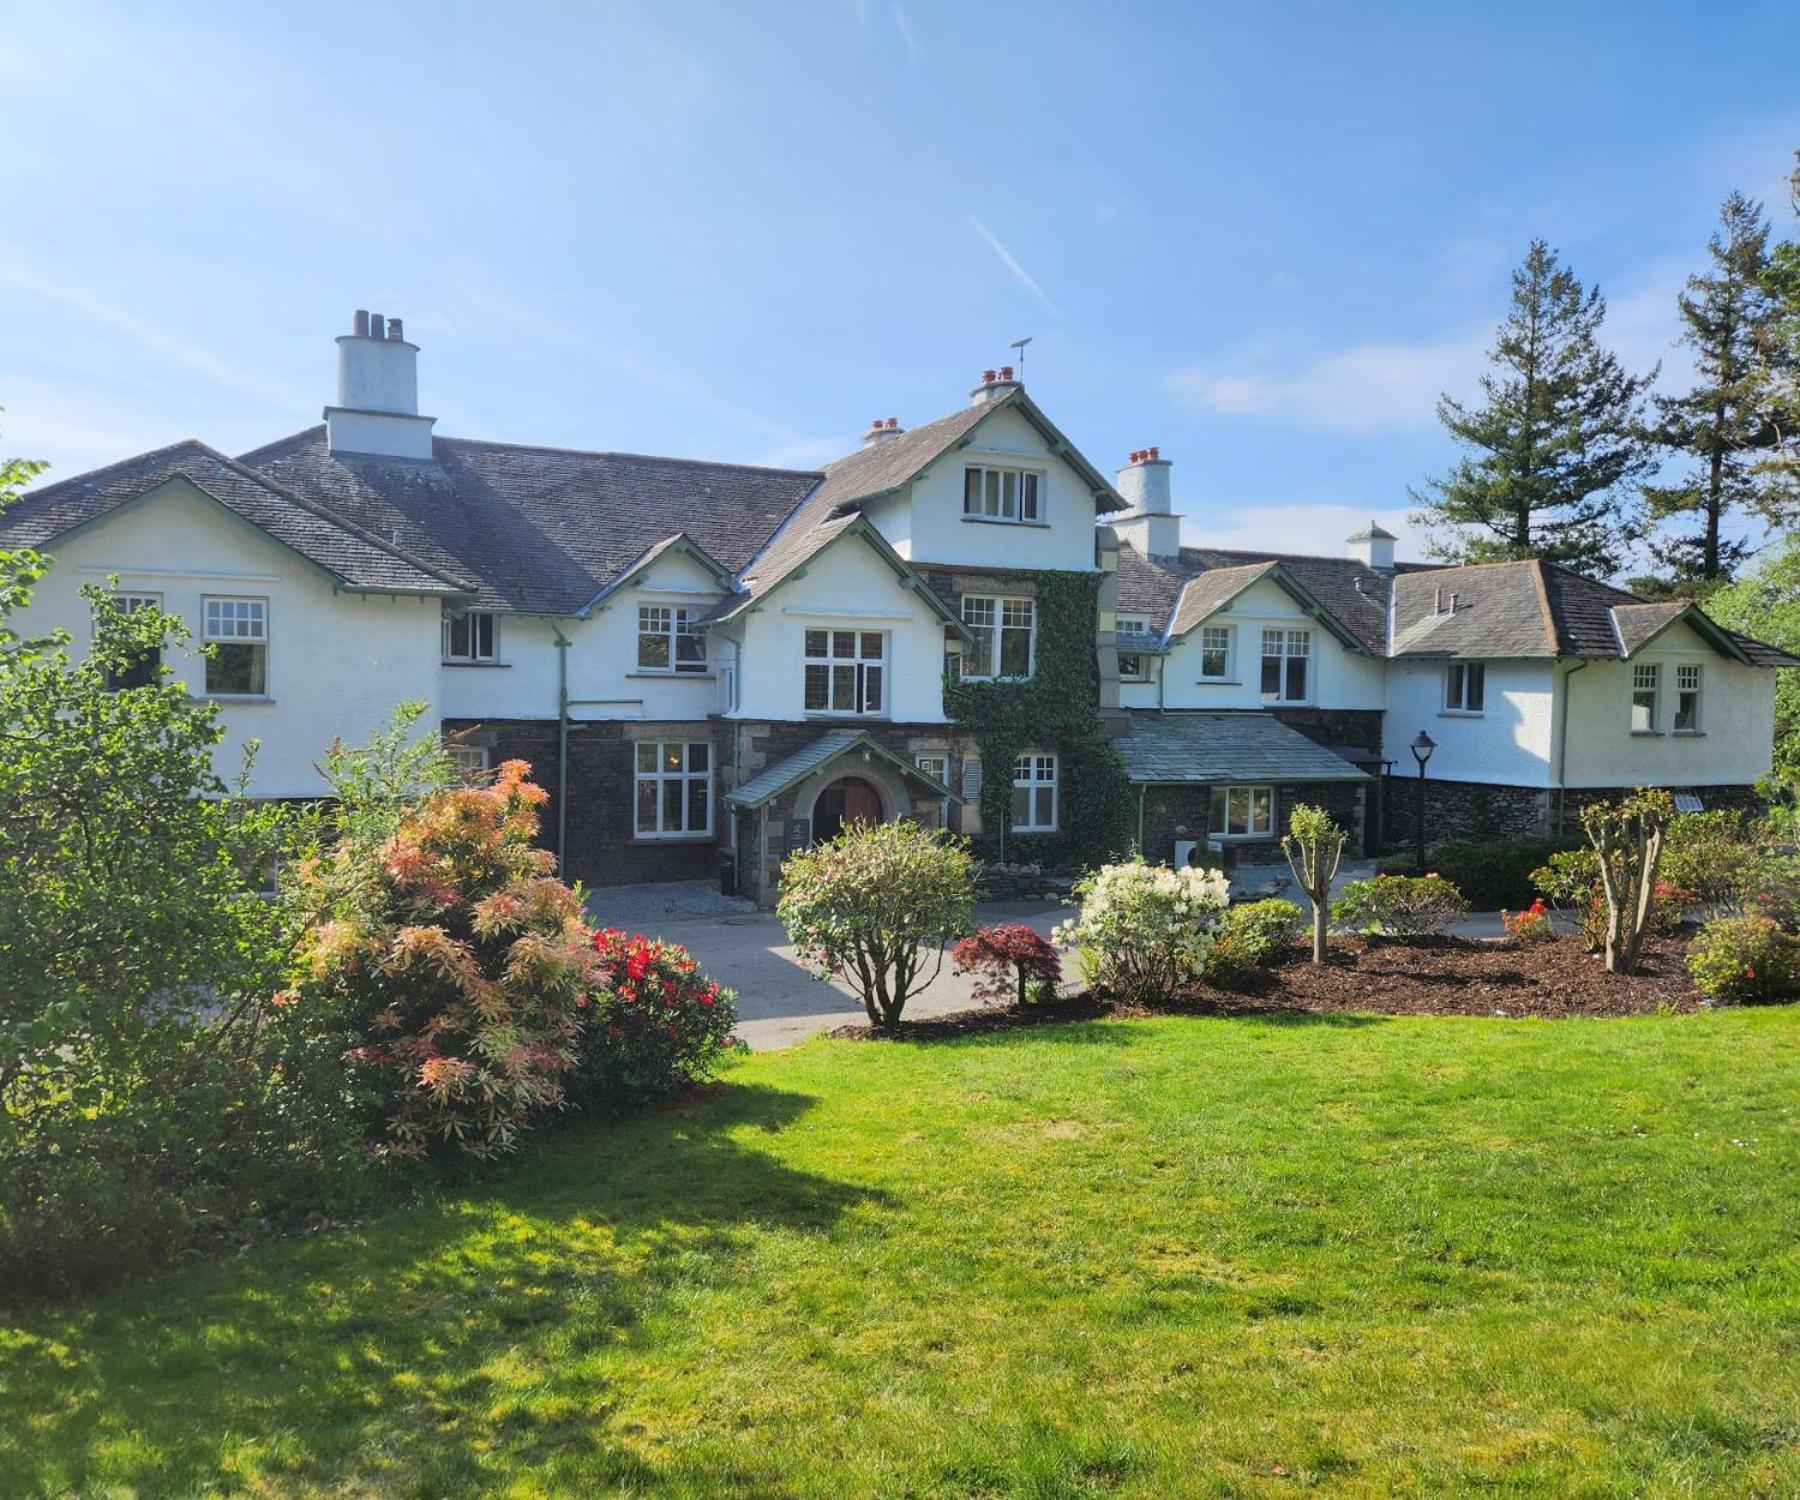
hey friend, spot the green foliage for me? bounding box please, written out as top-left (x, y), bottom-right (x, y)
top-left (1281, 802), bottom-right (1347, 964)
top-left (1532, 847), bottom-right (1611, 952)
top-left (1206, 898), bottom-right (1303, 987)
top-left (1331, 874), bottom-right (1471, 938)
top-left (1410, 239), bottom-right (1655, 576)
top-left (1661, 809), bottom-right (1764, 916)
top-left (1707, 536), bottom-right (1800, 779)
top-left (1429, 835), bottom-right (1580, 910)
top-left (777, 819), bottom-right (977, 1028)
top-left (942, 571), bottom-right (1132, 865)
top-left (1053, 859), bottom-right (1230, 1004)
top-left (1580, 789), bottom-right (1678, 973)
top-left (1687, 915), bottom-right (1796, 1005)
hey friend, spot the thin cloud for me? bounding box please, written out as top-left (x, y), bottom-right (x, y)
top-left (1182, 500), bottom-right (1433, 564)
top-left (890, 3), bottom-right (924, 62)
top-left (969, 216), bottom-right (1057, 314)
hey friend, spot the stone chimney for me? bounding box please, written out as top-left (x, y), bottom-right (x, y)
top-left (1111, 447), bottom-right (1182, 559)
top-left (325, 309), bottom-right (438, 460)
top-left (969, 364), bottom-right (1022, 406)
top-left (862, 416), bottom-right (905, 447)
top-left (1345, 521), bottom-right (1397, 571)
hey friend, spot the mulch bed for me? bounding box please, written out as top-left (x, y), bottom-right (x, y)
top-left (829, 934), bottom-right (1715, 1041)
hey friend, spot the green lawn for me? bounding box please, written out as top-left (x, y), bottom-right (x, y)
top-left (4, 1010), bottom-right (1798, 1499)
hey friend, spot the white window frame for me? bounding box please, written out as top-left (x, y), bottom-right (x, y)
top-left (1199, 624), bottom-right (1233, 682)
top-left (446, 743), bottom-right (489, 777)
top-left (636, 604), bottom-right (707, 674)
top-left (1209, 785), bottom-right (1275, 840)
top-left (1011, 753), bottom-right (1058, 832)
top-left (962, 464), bottom-right (1043, 524)
top-left (915, 754), bottom-right (952, 828)
top-left (960, 594), bottom-right (1035, 680)
top-left (1632, 662), bottom-right (1660, 733)
top-left (1117, 614), bottom-right (1152, 683)
top-left (441, 609), bottom-right (498, 663)
top-left (201, 595), bottom-right (269, 698)
top-left (1443, 661), bottom-right (1486, 715)
top-left (1674, 663), bottom-right (1703, 733)
top-left (803, 629), bottom-right (887, 716)
top-left (634, 740), bottom-right (713, 839)
top-left (1259, 627), bottom-right (1312, 704)
top-left (99, 591), bottom-right (163, 691)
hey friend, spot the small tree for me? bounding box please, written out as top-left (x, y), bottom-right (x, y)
top-left (951, 923), bottom-right (1062, 1007)
top-left (1580, 788), bottom-right (1676, 975)
top-left (1282, 803), bottom-right (1347, 964)
top-left (777, 819), bottom-right (976, 1029)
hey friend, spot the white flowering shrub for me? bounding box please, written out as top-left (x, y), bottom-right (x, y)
top-left (1053, 858), bottom-right (1230, 1004)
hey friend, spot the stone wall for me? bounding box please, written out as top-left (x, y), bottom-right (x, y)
top-left (1139, 779), bottom-right (1367, 869)
top-left (1381, 776), bottom-right (1769, 851)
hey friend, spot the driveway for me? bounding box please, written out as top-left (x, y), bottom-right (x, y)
top-left (588, 883), bottom-right (1069, 1050)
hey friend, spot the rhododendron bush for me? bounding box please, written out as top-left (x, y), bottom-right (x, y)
top-left (290, 754), bottom-right (597, 1159)
top-left (1054, 859), bottom-right (1229, 1003)
top-left (572, 930), bottom-right (742, 1108)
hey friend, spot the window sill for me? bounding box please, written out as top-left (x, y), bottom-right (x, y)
top-left (1673, 729), bottom-right (1705, 737)
top-left (959, 675), bottom-right (1035, 686)
top-left (1438, 710), bottom-right (1484, 719)
top-left (631, 833), bottom-right (716, 845)
top-left (1012, 826), bottom-right (1058, 836)
top-left (1260, 699), bottom-right (1312, 708)
top-left (627, 671), bottom-right (716, 681)
top-left (961, 516), bottom-right (1050, 529)
top-left (804, 712), bottom-right (889, 721)
top-left (1210, 832), bottom-right (1276, 843)
top-left (1196, 678), bottom-right (1240, 686)
top-left (199, 693), bottom-right (275, 704)
top-left (442, 660), bottom-right (510, 668)
top-left (1630, 730), bottom-right (1663, 737)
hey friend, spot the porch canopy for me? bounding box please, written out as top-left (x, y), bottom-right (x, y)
top-left (1113, 712), bottom-right (1373, 785)
top-left (723, 729), bottom-right (960, 810)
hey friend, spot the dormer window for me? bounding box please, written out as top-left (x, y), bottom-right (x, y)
top-left (963, 464), bottom-right (1042, 524)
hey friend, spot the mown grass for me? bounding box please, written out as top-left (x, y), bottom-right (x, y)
top-left (3, 1008), bottom-right (1798, 1498)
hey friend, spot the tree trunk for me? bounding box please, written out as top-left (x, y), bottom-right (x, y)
top-left (1312, 902), bottom-right (1328, 965)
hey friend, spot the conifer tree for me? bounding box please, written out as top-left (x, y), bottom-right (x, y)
top-left (1411, 240), bottom-right (1655, 577)
top-left (1643, 193), bottom-right (1779, 583)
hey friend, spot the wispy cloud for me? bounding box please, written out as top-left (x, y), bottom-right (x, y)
top-left (969, 216), bottom-right (1057, 314)
top-left (1182, 499), bottom-right (1434, 564)
top-left (890, 3), bottom-right (924, 62)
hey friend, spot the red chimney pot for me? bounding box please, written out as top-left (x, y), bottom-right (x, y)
top-left (982, 368), bottom-right (997, 383)
top-left (1148, 445), bottom-right (1160, 461)
top-left (999, 364), bottom-right (1014, 381)
top-left (886, 417), bottom-right (898, 429)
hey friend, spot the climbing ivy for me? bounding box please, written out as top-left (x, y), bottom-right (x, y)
top-left (944, 570), bottom-right (1133, 868)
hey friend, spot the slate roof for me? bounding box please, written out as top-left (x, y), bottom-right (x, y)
top-left (0, 439), bottom-right (469, 595)
top-left (240, 427), bottom-right (822, 614)
top-left (723, 729), bottom-right (959, 810)
top-left (1114, 712), bottom-right (1373, 785)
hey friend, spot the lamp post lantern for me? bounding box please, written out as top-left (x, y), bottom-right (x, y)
top-left (1409, 730), bottom-right (1436, 874)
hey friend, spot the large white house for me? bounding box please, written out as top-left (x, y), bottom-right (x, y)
top-left (4, 313), bottom-right (1793, 902)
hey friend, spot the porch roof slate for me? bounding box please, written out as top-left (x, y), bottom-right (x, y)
top-left (1114, 712), bottom-right (1374, 786)
top-left (723, 729), bottom-right (960, 810)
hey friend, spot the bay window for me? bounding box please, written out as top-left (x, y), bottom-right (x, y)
top-left (804, 630), bottom-right (886, 715)
top-left (1209, 785), bottom-right (1274, 839)
top-left (1012, 753), bottom-right (1058, 832)
top-left (962, 464), bottom-right (1042, 523)
top-left (202, 595), bottom-right (268, 696)
top-left (634, 740), bottom-right (712, 838)
top-left (1259, 628), bottom-right (1310, 703)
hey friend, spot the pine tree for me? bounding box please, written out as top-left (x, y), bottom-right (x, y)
top-left (1749, 151), bottom-right (1800, 521)
top-left (1643, 193), bottom-right (1778, 582)
top-left (1411, 240), bottom-right (1656, 577)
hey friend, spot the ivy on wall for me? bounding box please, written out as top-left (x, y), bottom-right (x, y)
top-left (943, 570), bottom-right (1133, 867)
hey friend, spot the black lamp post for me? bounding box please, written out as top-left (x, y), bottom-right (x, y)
top-left (1409, 730), bottom-right (1436, 873)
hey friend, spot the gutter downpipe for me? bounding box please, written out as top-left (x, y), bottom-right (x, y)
top-left (1553, 658), bottom-right (1590, 835)
top-left (552, 623), bottom-right (572, 870)
top-left (1137, 782), bottom-right (1148, 854)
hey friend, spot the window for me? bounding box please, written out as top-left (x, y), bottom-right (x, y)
top-left (101, 592), bottom-right (162, 690)
top-left (202, 596), bottom-right (267, 696)
top-left (803, 630), bottom-right (886, 715)
top-left (1117, 614), bottom-right (1152, 682)
top-left (634, 740), bottom-right (712, 838)
top-left (637, 605), bottom-right (707, 673)
top-left (445, 743), bottom-right (489, 777)
top-left (442, 609), bottom-right (497, 663)
top-left (1012, 754), bottom-right (1058, 832)
top-left (962, 464), bottom-right (1042, 523)
top-left (960, 595), bottom-right (1035, 679)
top-left (1209, 785), bottom-right (1275, 839)
top-left (915, 754), bottom-right (951, 828)
top-left (1675, 664), bottom-right (1702, 732)
top-left (1632, 663), bottom-right (1660, 732)
top-left (1199, 625), bottom-right (1233, 681)
top-left (1259, 628), bottom-right (1310, 703)
top-left (1444, 661), bottom-right (1486, 714)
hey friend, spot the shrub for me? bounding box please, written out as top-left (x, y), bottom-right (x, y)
top-left (1500, 899), bottom-right (1555, 943)
top-left (951, 923), bottom-right (1062, 1007)
top-left (1331, 874), bottom-right (1470, 938)
top-left (778, 820), bottom-right (977, 1029)
top-left (1687, 915), bottom-right (1796, 1005)
top-left (1053, 859), bottom-right (1229, 1004)
top-left (1532, 846), bottom-right (1686, 952)
top-left (573, 930), bottom-right (742, 1108)
top-left (289, 747), bottom-right (596, 1160)
top-left (1430, 836), bottom-right (1578, 910)
top-left (1661, 809), bottom-right (1764, 917)
top-left (1206, 898), bottom-right (1303, 986)
top-left (1282, 804), bottom-right (1348, 964)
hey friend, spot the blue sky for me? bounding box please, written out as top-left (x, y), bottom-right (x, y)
top-left (3, 0), bottom-right (1797, 569)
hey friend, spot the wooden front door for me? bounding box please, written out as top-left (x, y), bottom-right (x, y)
top-left (813, 777), bottom-right (884, 843)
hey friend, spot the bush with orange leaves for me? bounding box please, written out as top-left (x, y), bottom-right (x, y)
top-left (289, 739), bottom-right (599, 1160)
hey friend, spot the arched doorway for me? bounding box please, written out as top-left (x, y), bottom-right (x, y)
top-left (811, 776), bottom-right (884, 843)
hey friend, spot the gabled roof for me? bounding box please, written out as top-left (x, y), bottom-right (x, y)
top-left (1114, 712), bottom-right (1373, 785)
top-left (240, 427), bottom-right (822, 614)
top-left (0, 439), bottom-right (470, 595)
top-left (575, 532), bottom-right (736, 618)
top-left (723, 729), bottom-right (961, 810)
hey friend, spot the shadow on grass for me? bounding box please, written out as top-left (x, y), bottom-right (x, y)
top-left (0, 1079), bottom-right (880, 1496)
top-left (830, 992), bottom-right (1387, 1044)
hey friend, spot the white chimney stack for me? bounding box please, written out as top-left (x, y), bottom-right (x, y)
top-left (862, 416), bottom-right (905, 446)
top-left (1111, 447), bottom-right (1182, 559)
top-left (325, 309), bottom-right (438, 460)
top-left (1345, 521), bottom-right (1397, 571)
top-left (969, 365), bottom-right (1021, 406)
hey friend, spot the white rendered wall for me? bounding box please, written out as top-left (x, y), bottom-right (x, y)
top-left (727, 532), bottom-right (950, 723)
top-left (881, 405), bottom-right (1101, 573)
top-left (1561, 622), bottom-right (1777, 787)
top-left (1123, 577), bottom-right (1386, 711)
top-left (17, 480), bottom-right (443, 797)
top-left (1383, 658), bottom-right (1557, 787)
